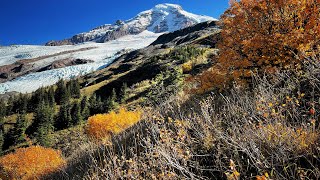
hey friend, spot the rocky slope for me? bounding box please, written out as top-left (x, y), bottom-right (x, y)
top-left (45, 4), bottom-right (216, 46)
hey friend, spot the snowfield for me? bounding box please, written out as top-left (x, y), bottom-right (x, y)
top-left (0, 31), bottom-right (161, 94)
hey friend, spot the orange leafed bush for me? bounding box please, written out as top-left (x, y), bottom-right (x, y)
top-left (188, 66), bottom-right (229, 94)
top-left (191, 0), bottom-right (320, 94)
top-left (0, 146), bottom-right (66, 180)
top-left (86, 108), bottom-right (142, 140)
top-left (219, 0), bottom-right (320, 77)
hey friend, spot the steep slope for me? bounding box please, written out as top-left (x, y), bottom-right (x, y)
top-left (46, 3), bottom-right (216, 46)
top-left (79, 20), bottom-right (220, 100)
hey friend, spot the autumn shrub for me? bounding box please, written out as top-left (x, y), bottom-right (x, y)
top-left (86, 108), bottom-right (141, 140)
top-left (220, 0), bottom-right (320, 78)
top-left (0, 146), bottom-right (66, 180)
top-left (258, 123), bottom-right (318, 153)
top-left (192, 0), bottom-right (320, 93)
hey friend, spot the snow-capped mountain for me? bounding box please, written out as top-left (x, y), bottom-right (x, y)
top-left (0, 3), bottom-right (216, 94)
top-left (46, 3), bottom-right (216, 46)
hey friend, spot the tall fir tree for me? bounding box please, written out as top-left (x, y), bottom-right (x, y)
top-left (48, 86), bottom-right (56, 106)
top-left (6, 96), bottom-right (14, 115)
top-left (55, 79), bottom-right (70, 105)
top-left (68, 79), bottom-right (81, 99)
top-left (80, 96), bottom-right (90, 120)
top-left (0, 101), bottom-right (6, 124)
top-left (55, 103), bottom-right (72, 130)
top-left (33, 102), bottom-right (55, 147)
top-left (29, 87), bottom-right (48, 111)
top-left (89, 94), bottom-right (104, 114)
top-left (12, 112), bottom-right (28, 145)
top-left (13, 93), bottom-right (28, 113)
top-left (71, 102), bottom-right (83, 125)
top-left (104, 88), bottom-right (118, 113)
top-left (119, 83), bottom-right (129, 104)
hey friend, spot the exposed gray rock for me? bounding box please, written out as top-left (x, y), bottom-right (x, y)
top-left (45, 3), bottom-right (216, 46)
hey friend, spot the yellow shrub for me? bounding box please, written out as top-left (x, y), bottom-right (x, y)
top-left (0, 146), bottom-right (66, 180)
top-left (182, 62), bottom-right (193, 73)
top-left (86, 108), bottom-right (142, 140)
top-left (260, 123), bottom-right (318, 152)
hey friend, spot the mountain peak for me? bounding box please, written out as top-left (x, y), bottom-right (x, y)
top-left (153, 3), bottom-right (183, 11)
top-left (46, 4), bottom-right (216, 46)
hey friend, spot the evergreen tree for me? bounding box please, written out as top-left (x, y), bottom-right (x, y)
top-left (55, 79), bottom-right (70, 105)
top-left (29, 87), bottom-right (48, 111)
top-left (71, 102), bottom-right (83, 125)
top-left (13, 93), bottom-right (28, 113)
top-left (88, 94), bottom-right (97, 114)
top-left (96, 96), bottom-right (105, 114)
top-left (12, 112), bottom-right (28, 145)
top-left (6, 96), bottom-right (14, 115)
top-left (81, 96), bottom-right (90, 120)
top-left (0, 101), bottom-right (6, 123)
top-left (104, 89), bottom-right (118, 113)
top-left (33, 102), bottom-right (54, 147)
top-left (48, 86), bottom-right (56, 106)
top-left (119, 83), bottom-right (129, 104)
top-left (89, 94), bottom-right (104, 114)
top-left (55, 103), bottom-right (72, 130)
top-left (69, 79), bottom-right (81, 99)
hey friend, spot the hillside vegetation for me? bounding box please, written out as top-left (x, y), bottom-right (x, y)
top-left (0, 0), bottom-right (320, 179)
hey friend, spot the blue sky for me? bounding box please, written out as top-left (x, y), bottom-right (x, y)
top-left (0, 0), bottom-right (229, 45)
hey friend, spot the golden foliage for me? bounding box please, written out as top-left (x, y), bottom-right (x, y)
top-left (259, 123), bottom-right (318, 153)
top-left (0, 146), bottom-right (66, 180)
top-left (182, 62), bottom-right (193, 73)
top-left (191, 0), bottom-right (320, 94)
top-left (86, 108), bottom-right (142, 140)
top-left (219, 0), bottom-right (320, 77)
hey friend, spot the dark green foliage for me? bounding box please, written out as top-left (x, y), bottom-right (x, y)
top-left (12, 113), bottom-right (28, 145)
top-left (29, 87), bottom-right (49, 111)
top-left (89, 94), bottom-right (104, 115)
top-left (147, 67), bottom-right (184, 104)
top-left (80, 96), bottom-right (90, 120)
top-left (13, 93), bottom-right (29, 113)
top-left (55, 79), bottom-right (70, 105)
top-left (71, 101), bottom-right (83, 125)
top-left (32, 102), bottom-right (55, 147)
top-left (55, 103), bottom-right (72, 130)
top-left (70, 79), bottom-right (81, 99)
top-left (119, 83), bottom-right (129, 104)
top-left (104, 88), bottom-right (118, 113)
top-left (169, 46), bottom-right (206, 63)
top-left (26, 103), bottom-right (54, 147)
top-left (67, 79), bottom-right (81, 99)
top-left (6, 96), bottom-right (14, 116)
top-left (0, 101), bottom-right (7, 120)
top-left (48, 86), bottom-right (56, 106)
top-left (3, 129), bottom-right (15, 150)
